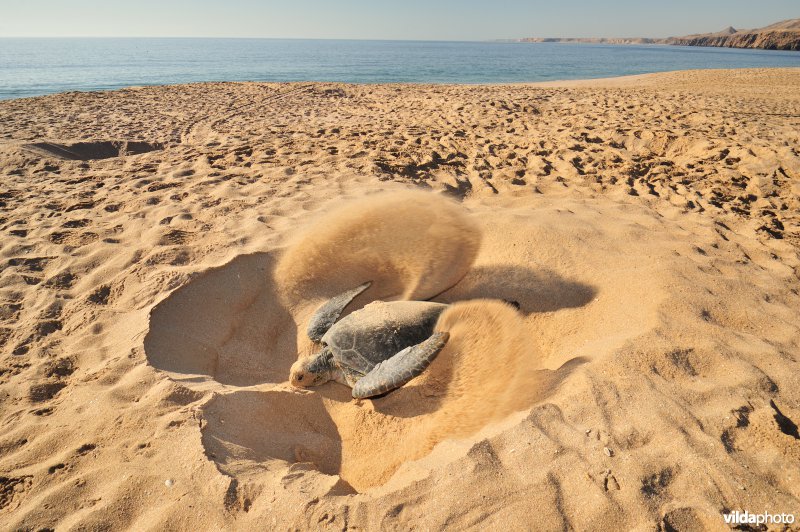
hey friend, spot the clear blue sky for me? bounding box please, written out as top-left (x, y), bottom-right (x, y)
top-left (1, 0), bottom-right (797, 40)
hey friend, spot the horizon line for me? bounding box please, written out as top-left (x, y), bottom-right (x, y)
top-left (0, 35), bottom-right (492, 42)
top-left (0, 35), bottom-right (680, 42)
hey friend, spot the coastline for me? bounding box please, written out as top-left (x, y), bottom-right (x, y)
top-left (3, 66), bottom-right (800, 104)
top-left (1, 68), bottom-right (799, 529)
top-left (3, 38), bottom-right (800, 100)
top-left (521, 65), bottom-right (800, 87)
top-left (518, 19), bottom-right (800, 51)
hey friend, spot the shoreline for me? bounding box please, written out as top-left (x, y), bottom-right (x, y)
top-left (4, 65), bottom-right (800, 102)
top-left (520, 65), bottom-right (800, 87)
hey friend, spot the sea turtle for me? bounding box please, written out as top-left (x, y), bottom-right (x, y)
top-left (289, 282), bottom-right (450, 399)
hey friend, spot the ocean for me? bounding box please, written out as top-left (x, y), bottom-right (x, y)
top-left (1, 38), bottom-right (799, 100)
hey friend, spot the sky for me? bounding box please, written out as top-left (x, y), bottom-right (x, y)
top-left (0, 0), bottom-right (797, 40)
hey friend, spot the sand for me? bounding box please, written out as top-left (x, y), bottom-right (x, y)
top-left (1, 68), bottom-right (799, 530)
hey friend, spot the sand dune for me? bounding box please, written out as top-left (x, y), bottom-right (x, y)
top-left (1, 69), bottom-right (800, 530)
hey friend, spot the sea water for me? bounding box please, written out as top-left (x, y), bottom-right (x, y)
top-left (1, 38), bottom-right (799, 100)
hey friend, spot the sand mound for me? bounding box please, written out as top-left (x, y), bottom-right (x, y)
top-left (274, 190), bottom-right (482, 307)
top-left (23, 140), bottom-right (164, 160)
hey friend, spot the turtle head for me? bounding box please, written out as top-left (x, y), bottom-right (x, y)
top-left (290, 347), bottom-right (334, 388)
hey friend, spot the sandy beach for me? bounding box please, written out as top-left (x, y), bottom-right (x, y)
top-left (1, 68), bottom-right (799, 530)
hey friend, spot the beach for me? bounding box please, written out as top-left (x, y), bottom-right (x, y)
top-left (1, 68), bottom-right (799, 529)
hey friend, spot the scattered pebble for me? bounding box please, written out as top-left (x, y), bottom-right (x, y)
top-left (604, 447), bottom-right (614, 457)
top-left (165, 479), bottom-right (174, 487)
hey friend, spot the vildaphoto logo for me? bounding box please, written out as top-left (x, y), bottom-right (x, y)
top-left (723, 510), bottom-right (795, 525)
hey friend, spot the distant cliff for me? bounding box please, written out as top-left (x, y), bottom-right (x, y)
top-left (520, 37), bottom-right (657, 45)
top-left (669, 30), bottom-right (800, 51)
top-left (668, 19), bottom-right (800, 50)
top-left (519, 18), bottom-right (800, 51)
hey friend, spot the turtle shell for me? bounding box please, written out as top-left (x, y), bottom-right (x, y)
top-left (322, 300), bottom-right (447, 376)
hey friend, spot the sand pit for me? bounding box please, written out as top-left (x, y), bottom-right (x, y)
top-left (144, 190), bottom-right (663, 492)
top-left (145, 252), bottom-right (296, 387)
top-left (23, 140), bottom-right (164, 160)
top-left (146, 192), bottom-right (523, 490)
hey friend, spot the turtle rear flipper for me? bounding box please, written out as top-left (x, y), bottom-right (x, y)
top-left (307, 281), bottom-right (372, 342)
top-left (352, 331), bottom-right (449, 399)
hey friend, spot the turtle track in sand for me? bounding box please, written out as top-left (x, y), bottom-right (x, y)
top-left (180, 84), bottom-right (314, 146)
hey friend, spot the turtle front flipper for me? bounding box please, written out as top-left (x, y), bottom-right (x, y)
top-left (352, 331), bottom-right (449, 399)
top-left (307, 281), bottom-right (372, 342)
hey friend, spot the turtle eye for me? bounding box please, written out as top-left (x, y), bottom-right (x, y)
top-left (297, 374), bottom-right (303, 381)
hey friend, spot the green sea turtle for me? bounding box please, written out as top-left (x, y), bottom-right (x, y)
top-left (289, 282), bottom-right (449, 399)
